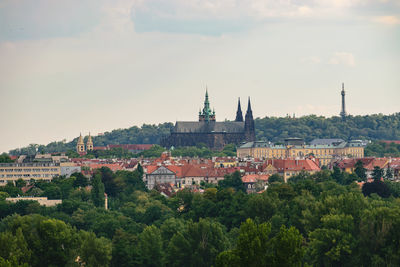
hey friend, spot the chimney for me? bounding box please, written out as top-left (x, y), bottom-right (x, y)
top-left (104, 193), bottom-right (108, 210)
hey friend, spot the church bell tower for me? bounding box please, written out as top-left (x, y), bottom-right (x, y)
top-left (76, 133), bottom-right (85, 154)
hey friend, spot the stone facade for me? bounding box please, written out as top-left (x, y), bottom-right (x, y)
top-left (161, 92), bottom-right (255, 149)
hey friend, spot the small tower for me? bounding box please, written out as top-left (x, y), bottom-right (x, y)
top-left (86, 132), bottom-right (93, 151)
top-left (199, 89), bottom-right (216, 122)
top-left (76, 133), bottom-right (85, 154)
top-left (235, 98), bottom-right (243, 122)
top-left (244, 97), bottom-right (255, 141)
top-left (340, 83), bottom-right (347, 120)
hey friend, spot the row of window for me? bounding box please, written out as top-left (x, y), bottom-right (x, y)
top-left (0, 174), bottom-right (56, 178)
top-left (0, 168), bottom-right (59, 172)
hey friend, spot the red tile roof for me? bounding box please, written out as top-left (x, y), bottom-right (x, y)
top-left (242, 174), bottom-right (270, 183)
top-left (107, 144), bottom-right (154, 150)
top-left (88, 163), bottom-right (123, 172)
top-left (263, 158), bottom-right (320, 172)
top-left (381, 140), bottom-right (400, 145)
top-left (336, 158), bottom-right (388, 171)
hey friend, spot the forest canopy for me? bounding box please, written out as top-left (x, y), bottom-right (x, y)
top-left (9, 113), bottom-right (400, 155)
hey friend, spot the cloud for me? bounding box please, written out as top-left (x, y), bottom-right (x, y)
top-left (301, 56), bottom-right (321, 64)
top-left (329, 52), bottom-right (355, 66)
top-left (129, 0), bottom-right (400, 35)
top-left (373, 15), bottom-right (400, 25)
top-left (0, 0), bottom-right (103, 41)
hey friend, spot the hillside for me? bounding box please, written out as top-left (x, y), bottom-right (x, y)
top-left (9, 113), bottom-right (400, 155)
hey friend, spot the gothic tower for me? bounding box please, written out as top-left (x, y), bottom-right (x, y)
top-left (199, 89), bottom-right (216, 122)
top-left (76, 133), bottom-right (85, 154)
top-left (86, 132), bottom-right (93, 151)
top-left (235, 97), bottom-right (243, 122)
top-left (340, 83), bottom-right (347, 120)
top-left (244, 97), bottom-right (255, 141)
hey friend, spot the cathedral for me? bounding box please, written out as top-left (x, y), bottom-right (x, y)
top-left (161, 91), bottom-right (255, 149)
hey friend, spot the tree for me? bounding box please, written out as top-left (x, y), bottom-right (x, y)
top-left (218, 171), bottom-right (246, 192)
top-left (111, 229), bottom-right (140, 267)
top-left (268, 174), bottom-right (284, 183)
top-left (0, 228), bottom-right (31, 266)
top-left (272, 225), bottom-right (304, 267)
top-left (0, 153), bottom-right (13, 163)
top-left (138, 225), bottom-right (163, 267)
top-left (234, 218), bottom-right (272, 266)
top-left (385, 168), bottom-right (393, 179)
top-left (72, 173), bottom-right (89, 188)
top-left (91, 174), bottom-right (105, 207)
top-left (79, 231), bottom-right (112, 267)
top-left (98, 167), bottom-right (119, 197)
top-left (308, 214), bottom-right (356, 266)
top-left (372, 166), bottom-right (384, 182)
top-left (166, 219), bottom-right (228, 267)
top-left (354, 160), bottom-right (367, 181)
top-left (362, 180), bottom-right (391, 198)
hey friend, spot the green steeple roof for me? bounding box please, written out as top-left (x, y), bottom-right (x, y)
top-left (199, 89), bottom-right (215, 122)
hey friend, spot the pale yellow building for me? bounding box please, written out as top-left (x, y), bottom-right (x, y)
top-left (6, 197), bottom-right (62, 207)
top-left (0, 162), bottom-right (61, 186)
top-left (237, 140), bottom-right (365, 166)
top-left (0, 154), bottom-right (80, 186)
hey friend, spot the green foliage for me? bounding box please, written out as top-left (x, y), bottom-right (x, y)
top-left (362, 180), bottom-right (391, 198)
top-left (365, 141), bottom-right (400, 157)
top-left (0, 214), bottom-right (112, 267)
top-left (354, 160), bottom-right (367, 181)
top-left (255, 113), bottom-right (400, 142)
top-left (9, 123), bottom-right (174, 155)
top-left (91, 173), bottom-right (105, 207)
top-left (0, 153), bottom-right (13, 163)
top-left (166, 218), bottom-right (228, 267)
top-left (1, 166), bottom-right (400, 266)
top-left (138, 225), bottom-right (163, 267)
top-left (268, 173), bottom-right (284, 183)
top-left (372, 166), bottom-right (384, 182)
top-left (216, 219), bottom-right (304, 267)
top-left (79, 231), bottom-right (112, 267)
top-left (9, 114), bottom-right (400, 156)
top-left (218, 171), bottom-right (246, 192)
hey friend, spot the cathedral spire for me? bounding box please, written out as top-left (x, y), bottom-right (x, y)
top-left (244, 97), bottom-right (255, 141)
top-left (246, 97), bottom-right (253, 117)
top-left (199, 88), bottom-right (215, 122)
top-left (235, 97), bottom-right (243, 122)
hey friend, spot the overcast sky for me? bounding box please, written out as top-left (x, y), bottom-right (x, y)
top-left (0, 0), bottom-right (399, 153)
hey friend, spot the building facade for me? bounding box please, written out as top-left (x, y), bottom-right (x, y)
top-left (76, 133), bottom-right (94, 155)
top-left (238, 139), bottom-right (365, 166)
top-left (161, 91), bottom-right (255, 149)
top-left (0, 154), bottom-right (80, 186)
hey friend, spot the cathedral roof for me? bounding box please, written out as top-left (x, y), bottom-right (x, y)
top-left (173, 121), bottom-right (245, 133)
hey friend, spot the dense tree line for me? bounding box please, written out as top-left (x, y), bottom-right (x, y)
top-left (1, 166), bottom-right (400, 266)
top-left (365, 141), bottom-right (400, 157)
top-left (9, 114), bottom-right (400, 155)
top-left (254, 113), bottom-right (400, 142)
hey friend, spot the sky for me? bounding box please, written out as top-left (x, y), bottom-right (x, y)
top-left (0, 0), bottom-right (399, 153)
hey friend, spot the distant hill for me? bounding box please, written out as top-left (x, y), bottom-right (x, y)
top-left (9, 113), bottom-right (400, 155)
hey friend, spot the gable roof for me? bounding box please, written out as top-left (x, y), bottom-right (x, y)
top-left (264, 159), bottom-right (320, 172)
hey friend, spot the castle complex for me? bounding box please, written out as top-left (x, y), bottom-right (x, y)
top-left (161, 91), bottom-right (255, 149)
